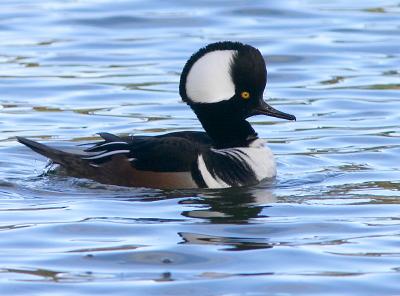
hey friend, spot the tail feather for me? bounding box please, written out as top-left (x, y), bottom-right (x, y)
top-left (17, 137), bottom-right (76, 166)
top-left (17, 136), bottom-right (108, 181)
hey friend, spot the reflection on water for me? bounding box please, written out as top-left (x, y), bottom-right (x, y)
top-left (182, 187), bottom-right (276, 222)
top-left (1, 0), bottom-right (400, 295)
top-left (180, 187), bottom-right (276, 251)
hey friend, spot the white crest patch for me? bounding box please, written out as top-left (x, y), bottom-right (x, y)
top-left (185, 50), bottom-right (236, 104)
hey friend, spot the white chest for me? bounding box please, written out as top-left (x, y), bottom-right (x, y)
top-left (197, 140), bottom-right (277, 188)
top-left (233, 145), bottom-right (276, 181)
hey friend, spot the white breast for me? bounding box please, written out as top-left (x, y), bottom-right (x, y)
top-left (231, 143), bottom-right (276, 182)
top-left (197, 140), bottom-right (276, 188)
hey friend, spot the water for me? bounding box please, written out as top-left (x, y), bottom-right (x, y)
top-left (1, 0), bottom-right (400, 295)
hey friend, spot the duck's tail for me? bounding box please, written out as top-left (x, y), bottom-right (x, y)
top-left (17, 137), bottom-right (81, 167)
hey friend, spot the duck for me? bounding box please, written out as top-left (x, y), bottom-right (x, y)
top-left (17, 41), bottom-right (295, 189)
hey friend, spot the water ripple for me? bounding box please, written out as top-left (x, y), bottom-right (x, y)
top-left (0, 0), bottom-right (400, 295)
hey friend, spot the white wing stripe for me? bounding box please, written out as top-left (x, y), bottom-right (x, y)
top-left (83, 149), bottom-right (130, 160)
top-left (94, 141), bottom-right (128, 148)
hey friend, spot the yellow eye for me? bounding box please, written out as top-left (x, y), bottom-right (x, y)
top-left (241, 91), bottom-right (250, 100)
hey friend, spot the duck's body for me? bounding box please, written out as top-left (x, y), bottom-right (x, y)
top-left (18, 131), bottom-right (275, 189)
top-left (18, 41), bottom-right (295, 189)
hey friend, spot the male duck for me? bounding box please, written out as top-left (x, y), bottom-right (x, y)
top-left (18, 41), bottom-right (295, 189)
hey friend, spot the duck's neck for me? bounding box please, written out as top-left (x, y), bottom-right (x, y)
top-left (192, 104), bottom-right (258, 149)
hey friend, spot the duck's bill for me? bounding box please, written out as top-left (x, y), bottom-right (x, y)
top-left (251, 100), bottom-right (296, 121)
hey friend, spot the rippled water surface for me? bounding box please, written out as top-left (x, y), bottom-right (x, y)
top-left (1, 0), bottom-right (400, 295)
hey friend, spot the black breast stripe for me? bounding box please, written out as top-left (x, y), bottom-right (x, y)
top-left (201, 149), bottom-right (258, 187)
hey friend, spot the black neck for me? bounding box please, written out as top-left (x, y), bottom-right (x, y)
top-left (192, 103), bottom-right (258, 149)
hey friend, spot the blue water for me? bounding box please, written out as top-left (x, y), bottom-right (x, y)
top-left (1, 1), bottom-right (400, 295)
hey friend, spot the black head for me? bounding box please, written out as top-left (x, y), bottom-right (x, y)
top-left (179, 41), bottom-right (295, 148)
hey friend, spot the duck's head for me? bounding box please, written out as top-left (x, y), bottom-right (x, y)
top-left (179, 41), bottom-right (295, 148)
top-left (179, 41), bottom-right (296, 122)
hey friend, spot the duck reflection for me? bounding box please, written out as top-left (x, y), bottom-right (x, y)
top-left (178, 184), bottom-right (277, 251)
top-left (182, 185), bottom-right (276, 223)
top-left (178, 231), bottom-right (274, 251)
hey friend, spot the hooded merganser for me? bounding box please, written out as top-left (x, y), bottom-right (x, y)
top-left (17, 41), bottom-right (295, 189)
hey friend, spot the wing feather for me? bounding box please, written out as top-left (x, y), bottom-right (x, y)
top-left (82, 133), bottom-right (204, 172)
